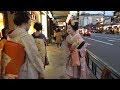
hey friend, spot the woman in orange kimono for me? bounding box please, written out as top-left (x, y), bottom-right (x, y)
top-left (0, 28), bottom-right (26, 79)
top-left (0, 28), bottom-right (9, 78)
top-left (0, 39), bottom-right (7, 79)
top-left (65, 19), bottom-right (89, 79)
top-left (1, 12), bottom-right (45, 79)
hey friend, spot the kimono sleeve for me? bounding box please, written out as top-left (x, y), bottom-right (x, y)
top-left (20, 35), bottom-right (44, 74)
top-left (42, 34), bottom-right (47, 45)
top-left (72, 34), bottom-right (84, 49)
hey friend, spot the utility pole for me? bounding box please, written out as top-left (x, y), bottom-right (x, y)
top-left (103, 11), bottom-right (105, 24)
top-left (103, 11), bottom-right (105, 16)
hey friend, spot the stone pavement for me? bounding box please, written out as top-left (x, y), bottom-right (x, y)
top-left (45, 41), bottom-right (96, 79)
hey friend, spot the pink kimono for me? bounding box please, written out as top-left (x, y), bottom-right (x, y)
top-left (66, 34), bottom-right (89, 79)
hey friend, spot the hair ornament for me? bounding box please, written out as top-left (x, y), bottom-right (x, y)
top-left (71, 20), bottom-right (78, 26)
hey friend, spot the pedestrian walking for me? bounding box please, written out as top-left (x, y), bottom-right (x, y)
top-left (54, 28), bottom-right (63, 48)
top-left (32, 22), bottom-right (49, 68)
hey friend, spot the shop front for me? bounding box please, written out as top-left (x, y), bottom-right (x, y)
top-left (7, 11), bottom-right (16, 30)
top-left (6, 11), bottom-right (41, 34)
top-left (41, 11), bottom-right (48, 38)
top-left (0, 11), bottom-right (8, 38)
top-left (0, 13), bottom-right (4, 33)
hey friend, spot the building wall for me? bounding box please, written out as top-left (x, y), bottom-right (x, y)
top-left (88, 16), bottom-right (92, 24)
top-left (83, 17), bottom-right (88, 26)
top-left (83, 16), bottom-right (92, 26)
top-left (42, 13), bottom-right (48, 38)
top-left (39, 11), bottom-right (42, 23)
top-left (79, 14), bottom-right (103, 27)
top-left (92, 15), bottom-right (103, 25)
top-left (0, 12), bottom-right (5, 33)
top-left (47, 15), bottom-right (51, 43)
top-left (6, 11), bottom-right (41, 34)
top-left (79, 15), bottom-right (84, 27)
top-left (0, 11), bottom-right (15, 34)
top-left (104, 18), bottom-right (111, 24)
top-left (7, 11), bottom-right (15, 30)
top-left (2, 11), bottom-right (9, 29)
top-left (79, 16), bottom-right (93, 26)
top-left (28, 11), bottom-right (41, 35)
top-left (28, 21), bottom-right (36, 35)
top-left (112, 11), bottom-right (120, 24)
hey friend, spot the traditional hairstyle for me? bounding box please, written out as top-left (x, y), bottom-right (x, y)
top-left (34, 22), bottom-right (42, 31)
top-left (68, 19), bottom-right (78, 31)
top-left (13, 11), bottom-right (30, 26)
top-left (1, 27), bottom-right (9, 39)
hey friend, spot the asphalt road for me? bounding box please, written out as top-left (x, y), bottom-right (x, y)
top-left (83, 33), bottom-right (120, 74)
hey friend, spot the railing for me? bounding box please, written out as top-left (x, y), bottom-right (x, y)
top-left (86, 49), bottom-right (120, 79)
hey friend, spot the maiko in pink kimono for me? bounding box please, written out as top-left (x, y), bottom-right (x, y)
top-left (66, 19), bottom-right (90, 79)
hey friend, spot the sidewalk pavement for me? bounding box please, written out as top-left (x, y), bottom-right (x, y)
top-left (45, 41), bottom-right (96, 79)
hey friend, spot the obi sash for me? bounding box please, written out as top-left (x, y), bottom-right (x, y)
top-left (67, 44), bottom-right (80, 67)
top-left (0, 39), bottom-right (7, 79)
top-left (1, 40), bottom-right (25, 79)
top-left (77, 41), bottom-right (85, 49)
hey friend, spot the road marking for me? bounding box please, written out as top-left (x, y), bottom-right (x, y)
top-left (94, 34), bottom-right (120, 38)
top-left (85, 43), bottom-right (91, 46)
top-left (108, 40), bottom-right (115, 42)
top-left (94, 35), bottom-right (120, 41)
top-left (84, 37), bottom-right (113, 45)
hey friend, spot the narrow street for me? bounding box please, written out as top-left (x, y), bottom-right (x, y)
top-left (45, 41), bottom-right (69, 79)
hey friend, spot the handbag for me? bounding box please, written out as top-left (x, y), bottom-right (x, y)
top-left (45, 54), bottom-right (49, 65)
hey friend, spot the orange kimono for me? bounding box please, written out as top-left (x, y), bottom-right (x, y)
top-left (0, 40), bottom-right (25, 79)
top-left (0, 39), bottom-right (7, 79)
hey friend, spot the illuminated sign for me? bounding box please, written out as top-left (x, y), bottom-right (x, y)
top-left (30, 14), bottom-right (36, 20)
top-left (27, 11), bottom-right (36, 21)
top-left (0, 13), bottom-right (4, 33)
top-left (57, 22), bottom-right (66, 26)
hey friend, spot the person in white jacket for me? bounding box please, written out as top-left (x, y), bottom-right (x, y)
top-left (7, 12), bottom-right (45, 79)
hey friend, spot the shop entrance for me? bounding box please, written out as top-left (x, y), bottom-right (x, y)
top-left (0, 13), bottom-right (4, 33)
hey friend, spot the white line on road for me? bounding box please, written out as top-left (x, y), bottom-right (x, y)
top-left (84, 37), bottom-right (114, 45)
top-left (85, 43), bottom-right (91, 46)
top-left (108, 40), bottom-right (115, 42)
top-left (94, 35), bottom-right (120, 41)
top-left (94, 34), bottom-right (120, 38)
